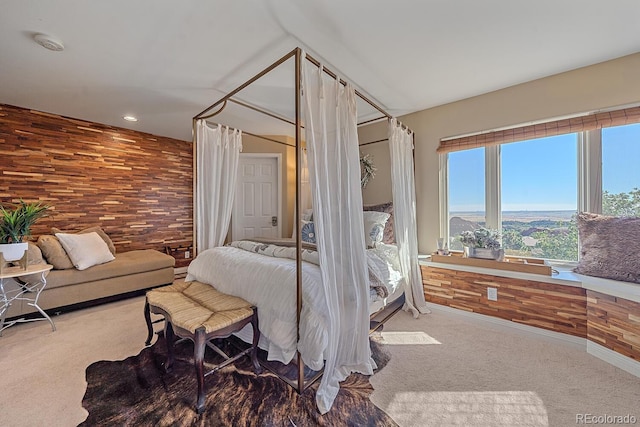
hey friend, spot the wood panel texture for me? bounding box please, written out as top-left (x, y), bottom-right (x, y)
top-left (587, 290), bottom-right (640, 361)
top-left (0, 104), bottom-right (193, 266)
top-left (421, 265), bottom-right (588, 338)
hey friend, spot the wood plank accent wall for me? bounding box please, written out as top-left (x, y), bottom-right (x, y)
top-left (0, 104), bottom-right (193, 265)
top-left (587, 290), bottom-right (640, 362)
top-left (421, 265), bottom-right (588, 338)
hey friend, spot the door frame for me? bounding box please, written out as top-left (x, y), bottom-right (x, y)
top-left (232, 153), bottom-right (282, 241)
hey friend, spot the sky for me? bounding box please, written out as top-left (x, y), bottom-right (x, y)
top-left (449, 123), bottom-right (640, 212)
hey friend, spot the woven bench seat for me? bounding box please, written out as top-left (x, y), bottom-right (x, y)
top-left (144, 280), bottom-right (261, 414)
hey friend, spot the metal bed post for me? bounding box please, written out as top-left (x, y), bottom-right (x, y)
top-left (294, 47), bottom-right (304, 394)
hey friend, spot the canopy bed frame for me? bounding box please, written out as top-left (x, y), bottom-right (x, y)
top-left (190, 47), bottom-right (418, 409)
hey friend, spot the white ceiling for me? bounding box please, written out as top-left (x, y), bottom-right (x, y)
top-left (2, 0), bottom-right (640, 141)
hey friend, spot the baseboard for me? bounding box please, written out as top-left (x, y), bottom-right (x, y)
top-left (587, 341), bottom-right (640, 378)
top-left (425, 302), bottom-right (640, 378)
top-left (174, 267), bottom-right (188, 275)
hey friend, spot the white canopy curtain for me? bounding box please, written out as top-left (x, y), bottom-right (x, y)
top-left (291, 148), bottom-right (313, 238)
top-left (195, 120), bottom-right (242, 251)
top-left (301, 53), bottom-right (375, 414)
top-left (389, 118), bottom-right (430, 317)
top-left (300, 149), bottom-right (312, 216)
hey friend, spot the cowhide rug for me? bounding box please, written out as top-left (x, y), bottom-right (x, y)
top-left (80, 334), bottom-right (396, 426)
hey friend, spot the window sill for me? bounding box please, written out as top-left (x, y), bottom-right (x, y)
top-left (419, 254), bottom-right (640, 303)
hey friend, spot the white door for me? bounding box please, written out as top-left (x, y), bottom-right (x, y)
top-left (232, 154), bottom-right (281, 241)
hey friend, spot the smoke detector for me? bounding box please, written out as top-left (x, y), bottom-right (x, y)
top-left (34, 33), bottom-right (65, 52)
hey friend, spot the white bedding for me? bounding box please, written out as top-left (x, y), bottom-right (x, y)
top-left (185, 241), bottom-right (403, 370)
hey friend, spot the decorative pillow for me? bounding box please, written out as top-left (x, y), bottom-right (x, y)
top-left (363, 211), bottom-right (391, 248)
top-left (51, 226), bottom-right (116, 255)
top-left (16, 242), bottom-right (49, 282)
top-left (55, 232), bottom-right (115, 271)
top-left (25, 241), bottom-right (44, 265)
top-left (363, 202), bottom-right (395, 244)
top-left (36, 235), bottom-right (74, 270)
top-left (302, 209), bottom-right (314, 222)
top-left (574, 212), bottom-right (640, 284)
top-left (301, 221), bottom-right (316, 244)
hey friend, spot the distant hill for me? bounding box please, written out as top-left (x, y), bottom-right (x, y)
top-left (450, 216), bottom-right (480, 238)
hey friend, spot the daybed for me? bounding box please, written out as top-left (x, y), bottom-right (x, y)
top-left (5, 229), bottom-right (175, 319)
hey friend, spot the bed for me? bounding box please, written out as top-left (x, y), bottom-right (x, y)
top-left (185, 239), bottom-right (405, 370)
top-left (191, 48), bottom-right (425, 413)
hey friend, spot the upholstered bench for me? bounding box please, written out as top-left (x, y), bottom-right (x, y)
top-left (143, 280), bottom-right (261, 414)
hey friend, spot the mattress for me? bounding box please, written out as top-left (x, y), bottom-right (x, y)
top-left (185, 241), bottom-right (404, 370)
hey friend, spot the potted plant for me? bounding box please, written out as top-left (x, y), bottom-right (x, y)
top-left (458, 228), bottom-right (504, 261)
top-left (0, 200), bottom-right (50, 262)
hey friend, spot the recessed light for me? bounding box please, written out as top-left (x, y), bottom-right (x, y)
top-left (123, 116), bottom-right (138, 122)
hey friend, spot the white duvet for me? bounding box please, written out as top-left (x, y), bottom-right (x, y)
top-left (185, 242), bottom-right (403, 370)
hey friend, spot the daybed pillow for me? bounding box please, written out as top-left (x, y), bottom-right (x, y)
top-left (51, 226), bottom-right (116, 255)
top-left (574, 212), bottom-right (640, 284)
top-left (55, 232), bottom-right (115, 271)
top-left (363, 211), bottom-right (391, 248)
top-left (16, 242), bottom-right (49, 282)
top-left (36, 235), bottom-right (74, 270)
top-left (363, 202), bottom-right (395, 244)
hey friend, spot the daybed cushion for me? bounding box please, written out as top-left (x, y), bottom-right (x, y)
top-left (363, 202), bottom-right (395, 244)
top-left (46, 249), bottom-right (175, 289)
top-left (574, 212), bottom-right (640, 284)
top-left (55, 231), bottom-right (115, 271)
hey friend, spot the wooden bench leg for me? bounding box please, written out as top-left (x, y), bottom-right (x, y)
top-left (194, 327), bottom-right (207, 414)
top-left (250, 307), bottom-right (262, 374)
top-left (144, 300), bottom-right (154, 346)
top-left (164, 321), bottom-right (175, 373)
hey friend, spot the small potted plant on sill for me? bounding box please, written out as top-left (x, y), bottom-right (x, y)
top-left (458, 228), bottom-right (504, 261)
top-left (0, 200), bottom-right (50, 264)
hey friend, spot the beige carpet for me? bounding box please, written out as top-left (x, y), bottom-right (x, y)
top-left (370, 306), bottom-right (640, 426)
top-left (0, 296), bottom-right (638, 426)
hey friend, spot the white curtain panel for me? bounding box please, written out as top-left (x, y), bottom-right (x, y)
top-left (300, 148), bottom-right (313, 215)
top-left (389, 118), bottom-right (431, 317)
top-left (291, 149), bottom-right (313, 238)
top-left (195, 120), bottom-right (242, 251)
top-left (301, 54), bottom-right (376, 414)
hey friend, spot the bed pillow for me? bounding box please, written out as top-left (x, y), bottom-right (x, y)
top-left (363, 202), bottom-right (395, 244)
top-left (301, 221), bottom-right (316, 244)
top-left (363, 211), bottom-right (391, 248)
top-left (574, 212), bottom-right (640, 284)
top-left (36, 234), bottom-right (74, 270)
top-left (51, 226), bottom-right (116, 255)
top-left (55, 232), bottom-right (115, 271)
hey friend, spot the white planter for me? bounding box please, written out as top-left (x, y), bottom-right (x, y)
top-left (464, 246), bottom-right (504, 261)
top-left (0, 242), bottom-right (28, 262)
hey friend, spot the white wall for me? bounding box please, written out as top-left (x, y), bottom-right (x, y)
top-left (361, 52), bottom-right (640, 254)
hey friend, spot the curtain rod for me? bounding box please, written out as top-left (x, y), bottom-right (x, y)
top-left (359, 138), bottom-right (388, 147)
top-left (204, 120), bottom-right (295, 148)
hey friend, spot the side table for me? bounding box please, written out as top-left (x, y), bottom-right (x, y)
top-left (0, 264), bottom-right (55, 336)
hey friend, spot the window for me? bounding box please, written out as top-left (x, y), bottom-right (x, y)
top-left (448, 148), bottom-right (485, 250)
top-left (501, 135), bottom-right (578, 261)
top-left (602, 123), bottom-right (640, 217)
top-left (441, 117), bottom-right (640, 263)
